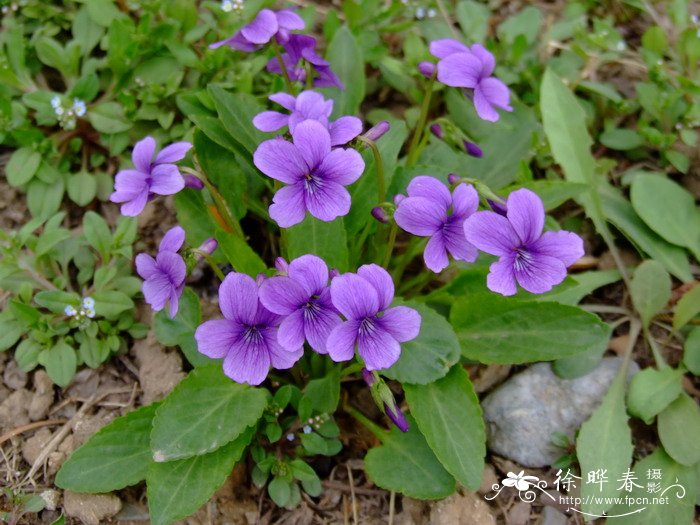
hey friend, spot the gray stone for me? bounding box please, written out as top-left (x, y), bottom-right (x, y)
top-left (482, 357), bottom-right (638, 467)
top-left (64, 491), bottom-right (121, 525)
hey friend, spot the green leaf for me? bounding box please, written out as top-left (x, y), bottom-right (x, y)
top-left (88, 102), bottom-right (132, 134)
top-left (27, 179), bottom-right (65, 220)
top-left (627, 367), bottom-right (683, 423)
top-left (147, 428), bottom-right (253, 525)
top-left (658, 393), bottom-right (700, 466)
top-left (0, 317), bottom-right (25, 352)
top-left (208, 86), bottom-right (265, 155)
top-left (56, 403), bottom-right (159, 492)
top-left (92, 290), bottom-right (134, 319)
top-left (86, 0), bottom-right (123, 27)
top-left (268, 477), bottom-right (292, 507)
top-left (216, 230), bottom-right (267, 278)
top-left (15, 339), bottom-right (42, 371)
top-left (6, 147), bottom-right (41, 187)
top-left (404, 366), bottom-right (485, 490)
top-left (600, 129), bottom-right (645, 150)
top-left (683, 327), bottom-right (700, 375)
top-left (154, 288), bottom-right (210, 367)
top-left (383, 300), bottom-right (460, 385)
top-left (456, 0), bottom-right (490, 43)
top-left (451, 294), bottom-right (610, 364)
top-left (79, 338), bottom-right (109, 369)
top-left (38, 341), bottom-right (77, 387)
top-left (286, 217), bottom-right (349, 272)
top-left (673, 284), bottom-right (700, 331)
top-left (303, 368), bottom-right (341, 415)
top-left (35, 229), bottom-right (71, 257)
top-left (35, 291), bottom-right (80, 313)
top-left (324, 26), bottom-right (365, 116)
top-left (67, 172), bottom-right (97, 206)
top-left (151, 366), bottom-right (267, 461)
top-left (629, 260), bottom-right (671, 328)
top-left (631, 174), bottom-right (700, 258)
top-left (365, 416), bottom-right (455, 499)
top-left (577, 374), bottom-right (633, 515)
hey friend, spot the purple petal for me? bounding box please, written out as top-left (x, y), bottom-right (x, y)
top-left (429, 38), bottom-right (470, 59)
top-left (254, 138), bottom-right (306, 183)
top-left (313, 66), bottom-right (344, 89)
top-left (469, 44), bottom-right (496, 76)
top-left (394, 197), bottom-right (446, 236)
top-left (258, 276), bottom-right (308, 315)
top-left (473, 78), bottom-right (512, 122)
top-left (276, 9), bottom-right (305, 30)
top-left (358, 323), bottom-right (401, 370)
top-left (304, 301), bottom-right (341, 354)
top-left (113, 169), bottom-right (148, 195)
top-left (253, 111), bottom-right (290, 132)
top-left (195, 319), bottom-right (242, 359)
top-left (264, 327), bottom-right (303, 369)
top-left (451, 183), bottom-right (479, 218)
top-left (326, 321), bottom-right (360, 362)
top-left (143, 274), bottom-right (172, 310)
top-left (131, 137), bottom-right (156, 172)
top-left (253, 302), bottom-right (282, 327)
top-left (149, 164), bottom-right (185, 196)
top-left (443, 219), bottom-right (478, 263)
top-left (357, 264), bottom-right (394, 311)
top-left (288, 254), bottom-right (329, 296)
top-left (530, 230), bottom-right (584, 267)
top-left (117, 192), bottom-right (149, 217)
top-left (423, 233), bottom-right (450, 272)
top-left (463, 211), bottom-right (520, 256)
top-left (135, 253), bottom-right (157, 280)
top-left (294, 90), bottom-right (332, 120)
top-left (241, 9), bottom-right (278, 45)
top-left (507, 188), bottom-right (544, 245)
top-left (304, 181), bottom-right (351, 222)
top-left (154, 142), bottom-right (192, 164)
top-left (437, 53), bottom-right (483, 88)
top-left (292, 120), bottom-right (331, 170)
top-left (219, 273), bottom-right (259, 324)
top-left (330, 273), bottom-right (379, 320)
top-left (223, 338), bottom-right (271, 386)
top-left (277, 309), bottom-right (306, 350)
top-left (316, 148), bottom-right (365, 185)
top-left (155, 251), bottom-right (186, 286)
top-left (269, 183), bottom-right (307, 227)
top-left (472, 89), bottom-right (498, 122)
top-left (379, 306), bottom-right (421, 343)
top-left (269, 92), bottom-right (297, 111)
top-left (168, 287), bottom-right (182, 318)
top-left (514, 252), bottom-right (567, 294)
top-left (407, 176), bottom-right (452, 209)
top-left (329, 116), bottom-right (363, 146)
top-left (159, 225), bottom-right (186, 253)
top-left (487, 257), bottom-right (518, 296)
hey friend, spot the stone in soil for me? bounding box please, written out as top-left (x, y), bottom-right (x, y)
top-left (3, 359), bottom-right (27, 390)
top-left (63, 491), bottom-right (122, 525)
top-left (0, 388), bottom-right (31, 431)
top-left (132, 331), bottom-right (185, 404)
top-left (428, 490), bottom-right (496, 525)
top-left (28, 370), bottom-right (54, 421)
top-left (482, 357), bottom-right (638, 467)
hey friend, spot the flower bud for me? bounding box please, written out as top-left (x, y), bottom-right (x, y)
top-left (362, 368), bottom-right (376, 386)
top-left (183, 174), bottom-right (204, 190)
top-left (488, 199), bottom-right (508, 216)
top-left (275, 257), bottom-right (289, 275)
top-left (384, 402), bottom-right (410, 432)
top-left (447, 173), bottom-right (461, 185)
top-left (197, 238), bottom-right (218, 256)
top-left (371, 206), bottom-right (389, 224)
top-left (418, 61), bottom-right (436, 79)
top-left (463, 140), bottom-right (483, 158)
top-left (362, 121), bottom-right (391, 142)
top-left (430, 123), bottom-right (443, 139)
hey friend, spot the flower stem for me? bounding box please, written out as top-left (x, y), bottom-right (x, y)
top-left (382, 222), bottom-right (398, 268)
top-left (406, 74), bottom-right (436, 167)
top-left (195, 250), bottom-right (225, 281)
top-left (272, 41), bottom-right (296, 95)
top-left (358, 136), bottom-right (386, 203)
top-left (643, 325), bottom-right (668, 369)
top-left (341, 362), bottom-right (364, 378)
top-left (344, 403), bottom-right (388, 440)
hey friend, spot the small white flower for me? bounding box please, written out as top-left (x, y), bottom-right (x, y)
top-left (220, 0), bottom-right (233, 12)
top-left (616, 41), bottom-right (626, 51)
top-left (427, 8), bottom-right (437, 18)
top-left (302, 425), bottom-right (312, 434)
top-left (72, 98), bottom-right (86, 117)
top-left (82, 296), bottom-right (95, 309)
top-left (415, 7), bottom-right (425, 19)
top-left (64, 305), bottom-right (77, 316)
top-left (85, 308), bottom-right (95, 319)
top-left (51, 95), bottom-right (62, 109)
top-left (286, 433), bottom-right (295, 441)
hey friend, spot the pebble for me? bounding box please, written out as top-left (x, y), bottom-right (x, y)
top-left (64, 491), bottom-right (122, 525)
top-left (28, 370), bottom-right (54, 421)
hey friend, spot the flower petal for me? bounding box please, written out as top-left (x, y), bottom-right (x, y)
top-left (253, 138), bottom-right (306, 183)
top-left (143, 274), bottom-right (172, 311)
top-left (241, 9), bottom-right (278, 45)
top-left (437, 52), bottom-right (483, 88)
top-left (357, 264), bottom-right (394, 311)
top-left (269, 183), bottom-right (307, 227)
top-left (472, 88), bottom-right (499, 122)
top-left (131, 137), bottom-right (156, 172)
top-left (288, 254), bottom-right (329, 296)
top-left (463, 211), bottom-right (520, 256)
top-left (135, 253), bottom-right (158, 280)
top-left (394, 196), bottom-right (446, 236)
top-left (294, 90), bottom-right (331, 120)
top-left (154, 142), bottom-right (192, 164)
top-left (113, 169), bottom-right (148, 194)
top-left (507, 188), bottom-right (544, 245)
top-left (223, 338), bottom-right (271, 386)
top-left (264, 326), bottom-right (303, 369)
top-left (218, 273), bottom-right (259, 324)
top-left (487, 256), bottom-right (518, 296)
top-left (451, 183), bottom-right (479, 218)
top-left (378, 306), bottom-right (421, 343)
top-left (329, 116), bottom-right (363, 146)
top-left (158, 225), bottom-right (186, 253)
top-left (304, 180), bottom-right (351, 222)
top-left (429, 38), bottom-right (470, 59)
top-left (269, 92), bottom-right (297, 111)
top-left (195, 319), bottom-right (243, 359)
top-left (330, 273), bottom-right (379, 319)
top-left (276, 9), bottom-right (305, 30)
top-left (304, 301), bottom-right (341, 354)
top-left (316, 148), bottom-right (365, 185)
top-left (149, 164), bottom-right (185, 195)
top-left (292, 119), bottom-right (331, 170)
top-left (358, 324), bottom-right (401, 370)
top-left (443, 219), bottom-right (478, 263)
top-left (119, 192), bottom-right (149, 217)
top-left (277, 309), bottom-right (306, 351)
top-left (252, 111), bottom-right (290, 132)
top-left (168, 286), bottom-right (182, 318)
top-left (478, 77), bottom-right (512, 111)
top-left (514, 252), bottom-right (567, 294)
top-left (326, 320), bottom-right (359, 362)
top-left (258, 276), bottom-right (308, 315)
top-left (530, 230), bottom-right (584, 267)
top-left (423, 232), bottom-right (450, 272)
top-left (155, 251), bottom-right (186, 287)
top-left (407, 176), bottom-right (452, 209)
top-left (470, 44), bottom-right (496, 76)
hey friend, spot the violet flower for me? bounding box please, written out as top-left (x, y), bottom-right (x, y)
top-left (327, 264), bottom-right (421, 370)
top-left (135, 226), bottom-right (187, 317)
top-left (267, 34), bottom-right (343, 89)
top-left (463, 188), bottom-right (584, 296)
top-left (194, 273), bottom-right (303, 385)
top-left (110, 137), bottom-right (192, 216)
top-left (259, 254), bottom-right (340, 354)
top-left (252, 91), bottom-right (362, 146)
top-left (394, 176), bottom-right (479, 273)
top-left (431, 39), bottom-right (512, 122)
top-left (253, 119), bottom-right (365, 227)
top-left (209, 8), bottom-right (304, 52)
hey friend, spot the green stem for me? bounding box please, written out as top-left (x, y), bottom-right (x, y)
top-left (344, 403), bottom-right (388, 440)
top-left (341, 362), bottom-right (364, 378)
top-left (195, 250), bottom-right (225, 281)
top-left (272, 41), bottom-right (296, 95)
top-left (643, 325), bottom-right (668, 369)
top-left (358, 136), bottom-right (386, 203)
top-left (382, 223), bottom-right (398, 268)
top-left (406, 74), bottom-right (436, 167)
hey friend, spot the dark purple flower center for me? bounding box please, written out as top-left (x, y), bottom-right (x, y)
top-left (302, 299), bottom-right (321, 320)
top-left (243, 325), bottom-right (265, 345)
top-left (359, 317), bottom-right (378, 336)
top-left (513, 248), bottom-right (534, 272)
top-left (303, 173), bottom-right (323, 194)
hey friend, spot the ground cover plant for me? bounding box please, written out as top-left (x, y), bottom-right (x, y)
top-left (0, 0), bottom-right (699, 524)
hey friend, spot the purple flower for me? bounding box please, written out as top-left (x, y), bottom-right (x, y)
top-left (361, 121), bottom-right (391, 142)
top-left (253, 119), bottom-right (365, 227)
top-left (327, 265), bottom-right (421, 370)
top-left (135, 226), bottom-right (187, 317)
top-left (418, 61), bottom-right (436, 79)
top-left (431, 39), bottom-right (512, 122)
top-left (267, 34), bottom-right (343, 89)
top-left (394, 176), bottom-right (479, 273)
top-left (110, 137), bottom-right (192, 216)
top-left (194, 273), bottom-right (303, 385)
top-left (252, 91), bottom-right (362, 146)
top-left (259, 255), bottom-right (340, 354)
top-left (463, 188), bottom-right (584, 296)
top-left (209, 8), bottom-right (304, 52)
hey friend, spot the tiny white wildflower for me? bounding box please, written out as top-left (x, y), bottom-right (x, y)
top-left (64, 305), bottom-right (77, 316)
top-left (302, 425), bottom-right (312, 434)
top-left (82, 296), bottom-right (95, 309)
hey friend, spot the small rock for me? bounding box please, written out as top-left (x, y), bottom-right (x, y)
top-left (22, 428), bottom-right (53, 465)
top-left (72, 411), bottom-right (114, 447)
top-left (28, 370), bottom-right (54, 421)
top-left (537, 506), bottom-right (569, 525)
top-left (0, 388), bottom-right (31, 431)
top-left (64, 491), bottom-right (122, 525)
top-left (508, 501), bottom-right (531, 525)
top-left (482, 357), bottom-right (639, 467)
top-left (3, 359), bottom-right (27, 389)
top-left (41, 489), bottom-right (61, 511)
top-left (429, 490), bottom-right (495, 525)
top-left (133, 332), bottom-right (184, 404)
